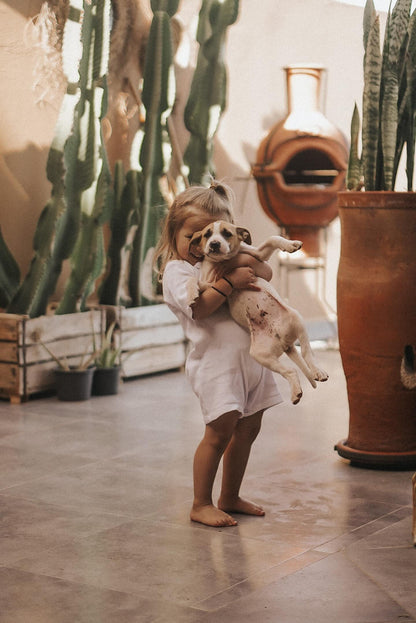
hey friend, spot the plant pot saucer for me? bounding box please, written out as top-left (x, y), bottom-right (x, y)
top-left (334, 439), bottom-right (416, 470)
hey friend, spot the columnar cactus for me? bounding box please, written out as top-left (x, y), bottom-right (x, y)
top-left (56, 0), bottom-right (112, 313)
top-left (7, 0), bottom-right (111, 316)
top-left (99, 162), bottom-right (143, 306)
top-left (129, 0), bottom-right (179, 306)
top-left (184, 0), bottom-right (239, 185)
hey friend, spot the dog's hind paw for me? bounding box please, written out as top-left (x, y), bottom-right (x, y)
top-left (291, 389), bottom-right (303, 404)
top-left (313, 368), bottom-right (329, 382)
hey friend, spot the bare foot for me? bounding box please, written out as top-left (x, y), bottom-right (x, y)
top-left (218, 496), bottom-right (265, 516)
top-left (190, 504), bottom-right (237, 527)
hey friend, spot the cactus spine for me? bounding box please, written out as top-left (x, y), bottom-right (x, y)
top-left (184, 0), bottom-right (239, 185)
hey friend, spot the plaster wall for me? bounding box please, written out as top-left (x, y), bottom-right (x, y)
top-left (0, 0), bottom-right (388, 314)
top-left (0, 0), bottom-right (56, 279)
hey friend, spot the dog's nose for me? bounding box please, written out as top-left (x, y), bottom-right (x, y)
top-left (209, 240), bottom-right (221, 252)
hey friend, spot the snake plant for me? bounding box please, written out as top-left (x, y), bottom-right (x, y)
top-left (347, 0), bottom-right (416, 191)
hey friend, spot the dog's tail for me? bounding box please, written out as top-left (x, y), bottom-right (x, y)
top-left (401, 345), bottom-right (416, 390)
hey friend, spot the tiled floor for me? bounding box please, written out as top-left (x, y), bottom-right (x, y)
top-left (0, 348), bottom-right (415, 622)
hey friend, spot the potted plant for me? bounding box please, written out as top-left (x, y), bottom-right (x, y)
top-left (38, 337), bottom-right (97, 402)
top-left (334, 0), bottom-right (416, 467)
top-left (91, 321), bottom-right (122, 396)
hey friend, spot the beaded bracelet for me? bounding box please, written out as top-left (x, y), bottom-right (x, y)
top-left (223, 276), bottom-right (234, 288)
top-left (211, 286), bottom-right (227, 297)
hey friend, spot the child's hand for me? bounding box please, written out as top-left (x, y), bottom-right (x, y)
top-left (226, 267), bottom-right (260, 291)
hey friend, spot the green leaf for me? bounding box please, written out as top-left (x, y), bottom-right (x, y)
top-left (363, 0), bottom-right (377, 53)
top-left (363, 14), bottom-right (382, 190)
top-left (0, 227), bottom-right (20, 308)
top-left (347, 104), bottom-right (362, 190)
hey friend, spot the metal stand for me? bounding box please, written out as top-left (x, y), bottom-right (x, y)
top-left (276, 227), bottom-right (335, 314)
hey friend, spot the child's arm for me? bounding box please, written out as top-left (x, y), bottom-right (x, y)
top-left (191, 266), bottom-right (260, 320)
top-left (224, 253), bottom-right (273, 282)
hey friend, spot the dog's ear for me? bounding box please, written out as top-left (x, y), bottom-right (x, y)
top-left (236, 227), bottom-right (252, 245)
top-left (189, 231), bottom-right (203, 254)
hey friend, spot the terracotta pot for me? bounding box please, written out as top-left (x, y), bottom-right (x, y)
top-left (335, 191), bottom-right (416, 468)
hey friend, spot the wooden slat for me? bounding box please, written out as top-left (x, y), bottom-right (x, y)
top-left (121, 342), bottom-right (186, 378)
top-left (26, 360), bottom-right (59, 393)
top-left (0, 362), bottom-right (20, 392)
top-left (24, 335), bottom-right (97, 365)
top-left (121, 324), bottom-right (184, 351)
top-left (119, 304), bottom-right (178, 330)
top-left (0, 342), bottom-right (18, 364)
top-left (24, 310), bottom-right (102, 345)
top-left (0, 315), bottom-right (21, 341)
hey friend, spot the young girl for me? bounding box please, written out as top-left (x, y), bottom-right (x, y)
top-left (156, 180), bottom-right (282, 527)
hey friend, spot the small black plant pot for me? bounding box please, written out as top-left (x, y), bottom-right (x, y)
top-left (92, 366), bottom-right (121, 396)
top-left (55, 367), bottom-right (95, 401)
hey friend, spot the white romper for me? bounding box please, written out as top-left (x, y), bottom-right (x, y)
top-left (163, 260), bottom-right (283, 424)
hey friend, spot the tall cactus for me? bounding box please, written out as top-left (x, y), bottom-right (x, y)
top-left (183, 0), bottom-right (239, 185)
top-left (99, 162), bottom-right (143, 306)
top-left (0, 228), bottom-right (20, 308)
top-left (129, 0), bottom-right (179, 306)
top-left (348, 0), bottom-right (416, 191)
top-left (56, 0), bottom-right (112, 313)
top-left (7, 0), bottom-right (111, 317)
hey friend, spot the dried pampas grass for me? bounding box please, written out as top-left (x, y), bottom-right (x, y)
top-left (24, 0), bottom-right (68, 107)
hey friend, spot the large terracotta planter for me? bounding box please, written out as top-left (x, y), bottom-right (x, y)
top-left (335, 191), bottom-right (416, 468)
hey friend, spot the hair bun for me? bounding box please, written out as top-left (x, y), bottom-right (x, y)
top-left (209, 178), bottom-right (227, 197)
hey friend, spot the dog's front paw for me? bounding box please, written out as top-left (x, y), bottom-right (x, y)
top-left (284, 239), bottom-right (303, 253)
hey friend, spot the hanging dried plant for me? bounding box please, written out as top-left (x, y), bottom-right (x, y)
top-left (24, 0), bottom-right (69, 107)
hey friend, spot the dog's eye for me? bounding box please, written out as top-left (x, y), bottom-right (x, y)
top-left (222, 229), bottom-right (232, 238)
top-left (203, 229), bottom-right (212, 239)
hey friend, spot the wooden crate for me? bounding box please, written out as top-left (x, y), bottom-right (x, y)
top-left (113, 304), bottom-right (187, 378)
top-left (0, 310), bottom-right (103, 403)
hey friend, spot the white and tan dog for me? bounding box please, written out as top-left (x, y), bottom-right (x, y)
top-left (187, 221), bottom-right (328, 404)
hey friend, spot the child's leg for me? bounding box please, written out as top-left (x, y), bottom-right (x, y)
top-left (218, 410), bottom-right (265, 516)
top-left (191, 410), bottom-right (240, 527)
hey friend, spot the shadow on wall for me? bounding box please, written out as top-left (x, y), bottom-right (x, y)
top-left (2, 0), bottom-right (42, 14)
top-left (0, 142), bottom-right (51, 277)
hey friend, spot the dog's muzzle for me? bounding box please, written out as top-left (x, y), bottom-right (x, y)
top-left (208, 240), bottom-right (221, 254)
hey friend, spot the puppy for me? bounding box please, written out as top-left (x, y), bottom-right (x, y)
top-left (187, 221), bottom-right (328, 404)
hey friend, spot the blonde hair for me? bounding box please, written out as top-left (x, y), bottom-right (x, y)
top-left (155, 180), bottom-right (235, 280)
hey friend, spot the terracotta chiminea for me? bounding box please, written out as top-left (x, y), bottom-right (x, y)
top-left (252, 65), bottom-right (348, 256)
